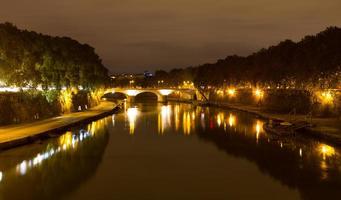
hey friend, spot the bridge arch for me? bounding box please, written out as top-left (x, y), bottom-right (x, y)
top-left (103, 88), bottom-right (201, 103)
top-left (135, 92), bottom-right (159, 102)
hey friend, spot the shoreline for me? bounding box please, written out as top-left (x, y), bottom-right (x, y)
top-left (196, 101), bottom-right (341, 146)
top-left (0, 101), bottom-right (121, 150)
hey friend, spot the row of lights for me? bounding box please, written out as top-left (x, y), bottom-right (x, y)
top-left (217, 88), bottom-right (264, 100)
top-left (218, 88), bottom-right (336, 105)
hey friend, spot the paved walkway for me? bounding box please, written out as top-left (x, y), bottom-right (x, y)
top-left (0, 101), bottom-right (116, 148)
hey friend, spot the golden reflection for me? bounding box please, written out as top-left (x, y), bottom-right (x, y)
top-left (319, 144), bottom-right (335, 160)
top-left (228, 114), bottom-right (236, 127)
top-left (112, 114), bottom-right (115, 126)
top-left (183, 112), bottom-right (191, 135)
top-left (158, 105), bottom-right (172, 134)
top-left (217, 112), bottom-right (224, 127)
top-left (0, 171), bottom-right (2, 182)
top-left (59, 131), bottom-right (73, 150)
top-left (127, 107), bottom-right (138, 134)
top-left (14, 119), bottom-right (103, 177)
top-left (174, 105), bottom-right (180, 131)
top-left (254, 120), bottom-right (264, 142)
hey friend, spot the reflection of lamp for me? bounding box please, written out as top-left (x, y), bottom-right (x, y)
top-left (159, 89), bottom-right (173, 96)
top-left (159, 105), bottom-right (172, 134)
top-left (319, 144), bottom-right (335, 160)
top-left (127, 107), bottom-right (138, 134)
top-left (228, 114), bottom-right (235, 127)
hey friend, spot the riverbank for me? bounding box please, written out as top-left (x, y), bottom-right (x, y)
top-left (198, 101), bottom-right (341, 146)
top-left (0, 101), bottom-right (120, 150)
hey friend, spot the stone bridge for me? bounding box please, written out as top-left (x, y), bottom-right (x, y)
top-left (104, 88), bottom-right (202, 102)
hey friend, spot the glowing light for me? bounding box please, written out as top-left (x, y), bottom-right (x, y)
top-left (18, 161), bottom-right (27, 175)
top-left (227, 88), bottom-right (236, 97)
top-left (159, 89), bottom-right (173, 96)
top-left (216, 89), bottom-right (224, 95)
top-left (217, 112), bottom-right (224, 127)
top-left (0, 171), bottom-right (2, 182)
top-left (59, 89), bottom-right (77, 113)
top-left (59, 131), bottom-right (73, 149)
top-left (299, 148), bottom-right (302, 157)
top-left (183, 112), bottom-right (191, 135)
top-left (228, 114), bottom-right (236, 127)
top-left (158, 105), bottom-right (172, 134)
top-left (254, 120), bottom-right (264, 142)
top-left (253, 88), bottom-right (264, 100)
top-left (126, 90), bottom-right (139, 96)
top-left (0, 87), bottom-right (20, 92)
top-left (174, 105), bottom-right (180, 131)
top-left (319, 144), bottom-right (335, 160)
top-left (200, 112), bottom-right (206, 129)
top-left (127, 107), bottom-right (138, 134)
top-left (112, 115), bottom-right (115, 126)
top-left (319, 90), bottom-right (334, 105)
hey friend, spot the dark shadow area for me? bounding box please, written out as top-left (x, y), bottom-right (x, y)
top-left (195, 125), bottom-right (341, 200)
top-left (135, 92), bottom-right (158, 102)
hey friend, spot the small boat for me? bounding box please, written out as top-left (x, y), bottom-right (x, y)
top-left (263, 120), bottom-right (312, 136)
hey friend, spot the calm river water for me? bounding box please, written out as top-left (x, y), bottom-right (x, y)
top-left (0, 103), bottom-right (340, 200)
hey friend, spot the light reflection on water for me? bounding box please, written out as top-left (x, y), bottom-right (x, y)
top-left (0, 118), bottom-right (110, 199)
top-left (123, 103), bottom-right (341, 182)
top-left (0, 103), bottom-right (340, 199)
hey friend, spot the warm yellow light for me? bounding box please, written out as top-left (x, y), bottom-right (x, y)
top-left (127, 107), bottom-right (139, 134)
top-left (183, 112), bottom-right (191, 135)
top-left (174, 105), bottom-right (180, 131)
top-left (254, 120), bottom-right (264, 142)
top-left (228, 114), bottom-right (236, 127)
top-left (59, 88), bottom-right (78, 113)
top-left (217, 112), bottom-right (224, 126)
top-left (59, 131), bottom-right (73, 149)
top-left (227, 88), bottom-right (236, 97)
top-left (216, 89), bottom-right (224, 95)
top-left (319, 144), bottom-right (335, 159)
top-left (126, 90), bottom-right (139, 96)
top-left (159, 89), bottom-right (173, 96)
top-left (253, 88), bottom-right (264, 99)
top-left (319, 90), bottom-right (334, 105)
top-left (158, 105), bottom-right (171, 134)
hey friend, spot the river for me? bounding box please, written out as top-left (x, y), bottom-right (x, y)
top-left (0, 102), bottom-right (340, 200)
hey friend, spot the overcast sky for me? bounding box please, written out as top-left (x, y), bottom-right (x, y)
top-left (1, 0), bottom-right (340, 73)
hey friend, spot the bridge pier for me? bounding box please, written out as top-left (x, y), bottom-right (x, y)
top-left (157, 95), bottom-right (167, 103)
top-left (126, 96), bottom-right (135, 103)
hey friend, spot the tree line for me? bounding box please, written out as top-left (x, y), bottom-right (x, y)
top-left (153, 27), bottom-right (341, 89)
top-left (0, 22), bottom-right (109, 89)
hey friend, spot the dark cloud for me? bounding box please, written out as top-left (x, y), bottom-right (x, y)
top-left (0, 0), bottom-right (340, 73)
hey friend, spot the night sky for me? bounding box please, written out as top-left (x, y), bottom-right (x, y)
top-left (1, 0), bottom-right (340, 73)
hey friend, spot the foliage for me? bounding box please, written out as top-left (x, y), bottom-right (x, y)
top-left (0, 22), bottom-right (109, 89)
top-left (150, 27), bottom-right (341, 89)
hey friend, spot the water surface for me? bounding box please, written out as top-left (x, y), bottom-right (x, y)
top-left (0, 103), bottom-right (340, 200)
